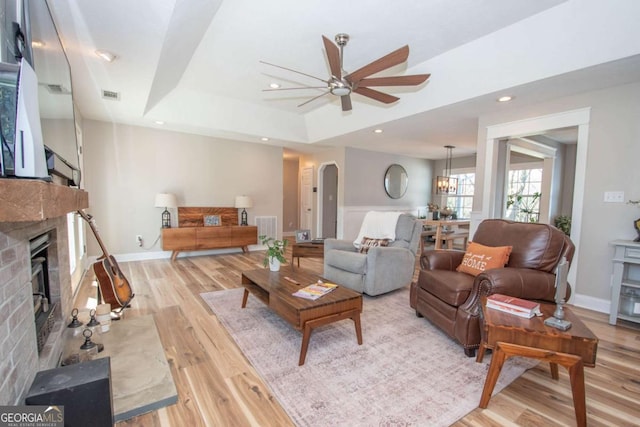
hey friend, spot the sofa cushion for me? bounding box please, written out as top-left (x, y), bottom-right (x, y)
top-left (359, 237), bottom-right (390, 254)
top-left (456, 242), bottom-right (512, 277)
top-left (325, 250), bottom-right (367, 274)
top-left (418, 269), bottom-right (475, 307)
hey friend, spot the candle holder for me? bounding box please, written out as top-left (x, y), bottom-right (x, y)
top-left (67, 308), bottom-right (83, 328)
top-left (87, 309), bottom-right (100, 327)
top-left (544, 257), bottom-right (572, 331)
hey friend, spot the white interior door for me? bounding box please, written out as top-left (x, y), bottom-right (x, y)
top-left (300, 167), bottom-right (313, 231)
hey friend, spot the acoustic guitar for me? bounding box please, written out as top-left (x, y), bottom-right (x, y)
top-left (78, 210), bottom-right (134, 309)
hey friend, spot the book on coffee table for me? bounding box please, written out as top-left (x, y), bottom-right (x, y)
top-left (486, 294), bottom-right (542, 318)
top-left (292, 281), bottom-right (338, 300)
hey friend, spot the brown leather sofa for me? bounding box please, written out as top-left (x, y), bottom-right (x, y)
top-left (410, 219), bottom-right (575, 357)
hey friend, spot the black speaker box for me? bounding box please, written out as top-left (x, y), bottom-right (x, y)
top-left (25, 357), bottom-right (113, 427)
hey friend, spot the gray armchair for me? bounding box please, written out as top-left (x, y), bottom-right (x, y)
top-left (323, 214), bottom-right (421, 296)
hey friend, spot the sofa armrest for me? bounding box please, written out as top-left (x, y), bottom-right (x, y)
top-left (324, 238), bottom-right (357, 253)
top-left (420, 250), bottom-right (465, 271)
top-left (367, 246), bottom-right (414, 266)
top-left (460, 267), bottom-right (565, 315)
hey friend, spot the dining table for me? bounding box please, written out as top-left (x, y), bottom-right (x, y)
top-left (420, 219), bottom-right (471, 252)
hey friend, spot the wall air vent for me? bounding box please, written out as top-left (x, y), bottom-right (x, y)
top-left (43, 84), bottom-right (70, 95)
top-left (101, 89), bottom-right (120, 100)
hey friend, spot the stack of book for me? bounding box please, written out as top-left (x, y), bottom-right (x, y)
top-left (486, 294), bottom-right (542, 318)
top-left (292, 281), bottom-right (338, 300)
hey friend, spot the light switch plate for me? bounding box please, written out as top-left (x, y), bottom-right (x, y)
top-left (604, 191), bottom-right (625, 203)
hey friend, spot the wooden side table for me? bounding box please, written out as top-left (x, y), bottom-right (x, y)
top-left (291, 242), bottom-right (324, 267)
top-left (477, 299), bottom-right (598, 427)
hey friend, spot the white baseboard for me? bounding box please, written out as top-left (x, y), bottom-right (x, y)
top-left (570, 293), bottom-right (610, 314)
top-left (96, 245), bottom-right (263, 263)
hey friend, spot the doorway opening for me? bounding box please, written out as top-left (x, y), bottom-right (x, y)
top-left (482, 108), bottom-right (590, 291)
top-left (318, 163), bottom-right (338, 239)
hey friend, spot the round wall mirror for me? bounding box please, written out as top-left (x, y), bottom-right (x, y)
top-left (384, 164), bottom-right (408, 199)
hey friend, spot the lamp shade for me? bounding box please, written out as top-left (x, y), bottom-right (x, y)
top-left (234, 196), bottom-right (253, 209)
top-left (155, 193), bottom-right (177, 208)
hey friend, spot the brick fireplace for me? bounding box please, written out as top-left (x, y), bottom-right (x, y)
top-left (0, 179), bottom-right (88, 404)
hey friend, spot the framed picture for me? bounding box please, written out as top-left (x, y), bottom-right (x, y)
top-left (295, 229), bottom-right (311, 243)
top-left (204, 215), bottom-right (221, 226)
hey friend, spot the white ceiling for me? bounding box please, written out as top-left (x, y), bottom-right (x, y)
top-left (45, 0), bottom-right (640, 160)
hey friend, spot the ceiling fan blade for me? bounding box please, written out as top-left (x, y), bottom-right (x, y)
top-left (263, 86), bottom-right (327, 91)
top-left (358, 74), bottom-right (430, 87)
top-left (322, 36), bottom-right (341, 80)
top-left (341, 95), bottom-right (352, 111)
top-left (353, 87), bottom-right (399, 104)
top-left (297, 90), bottom-right (331, 107)
top-left (345, 45), bottom-right (409, 83)
top-left (260, 60), bottom-right (328, 84)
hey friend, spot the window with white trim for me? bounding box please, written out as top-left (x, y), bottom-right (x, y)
top-left (505, 162), bottom-right (543, 222)
top-left (444, 168), bottom-right (475, 219)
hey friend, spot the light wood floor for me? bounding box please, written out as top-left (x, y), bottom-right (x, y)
top-left (73, 244), bottom-right (640, 426)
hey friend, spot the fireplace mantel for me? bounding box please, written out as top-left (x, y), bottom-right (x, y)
top-left (0, 179), bottom-right (89, 222)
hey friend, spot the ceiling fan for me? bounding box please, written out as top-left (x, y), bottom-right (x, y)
top-left (261, 33), bottom-right (431, 112)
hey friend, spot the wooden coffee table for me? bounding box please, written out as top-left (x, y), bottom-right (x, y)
top-left (477, 298), bottom-right (598, 427)
top-left (241, 268), bottom-right (362, 365)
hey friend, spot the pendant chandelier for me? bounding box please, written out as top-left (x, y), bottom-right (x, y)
top-left (436, 145), bottom-right (458, 195)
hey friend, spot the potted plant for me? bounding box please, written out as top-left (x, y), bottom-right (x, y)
top-left (260, 235), bottom-right (288, 271)
top-left (554, 215), bottom-right (571, 236)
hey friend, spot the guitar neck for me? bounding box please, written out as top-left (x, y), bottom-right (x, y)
top-left (78, 210), bottom-right (112, 258)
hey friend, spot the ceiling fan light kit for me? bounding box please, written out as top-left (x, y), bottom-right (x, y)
top-left (263, 33), bottom-right (430, 111)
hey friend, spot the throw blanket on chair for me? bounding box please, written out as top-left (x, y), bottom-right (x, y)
top-left (353, 211), bottom-right (403, 249)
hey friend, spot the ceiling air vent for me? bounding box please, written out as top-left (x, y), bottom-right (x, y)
top-left (101, 89), bottom-right (120, 100)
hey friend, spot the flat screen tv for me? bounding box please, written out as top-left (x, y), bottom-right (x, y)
top-left (0, 0), bottom-right (80, 185)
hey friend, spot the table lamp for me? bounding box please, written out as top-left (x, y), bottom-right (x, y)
top-left (235, 196), bottom-right (253, 226)
top-left (155, 193), bottom-right (177, 228)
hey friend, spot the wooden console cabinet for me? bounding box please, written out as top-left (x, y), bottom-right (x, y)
top-left (162, 225), bottom-right (257, 261)
top-left (162, 206), bottom-right (258, 261)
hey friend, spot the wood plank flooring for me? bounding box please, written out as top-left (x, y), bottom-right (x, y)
top-left (72, 244), bottom-right (640, 426)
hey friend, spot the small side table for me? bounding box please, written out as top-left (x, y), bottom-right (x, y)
top-left (477, 298), bottom-right (598, 427)
top-left (291, 242), bottom-right (324, 267)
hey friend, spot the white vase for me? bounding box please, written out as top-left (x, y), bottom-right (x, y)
top-left (269, 257), bottom-right (280, 272)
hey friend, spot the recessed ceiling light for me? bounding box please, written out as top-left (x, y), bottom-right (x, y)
top-left (269, 83), bottom-right (281, 89)
top-left (261, 137), bottom-right (269, 141)
top-left (497, 95), bottom-right (513, 102)
top-left (31, 40), bottom-right (45, 48)
top-left (373, 129), bottom-right (383, 134)
top-left (155, 120), bottom-right (165, 125)
top-left (95, 50), bottom-right (117, 62)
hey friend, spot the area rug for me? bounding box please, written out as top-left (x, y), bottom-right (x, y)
top-left (201, 287), bottom-right (536, 426)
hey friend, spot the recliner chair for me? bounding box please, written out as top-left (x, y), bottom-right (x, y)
top-left (410, 219), bottom-right (575, 357)
top-left (324, 213), bottom-right (421, 296)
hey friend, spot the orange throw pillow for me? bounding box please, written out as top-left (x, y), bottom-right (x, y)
top-left (456, 242), bottom-right (512, 276)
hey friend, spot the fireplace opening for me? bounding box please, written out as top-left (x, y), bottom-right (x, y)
top-left (30, 232), bottom-right (58, 353)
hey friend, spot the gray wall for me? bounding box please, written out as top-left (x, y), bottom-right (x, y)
top-left (299, 147), bottom-right (433, 239)
top-left (82, 120), bottom-right (284, 257)
top-left (283, 157), bottom-right (299, 233)
top-left (344, 147), bottom-right (432, 208)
